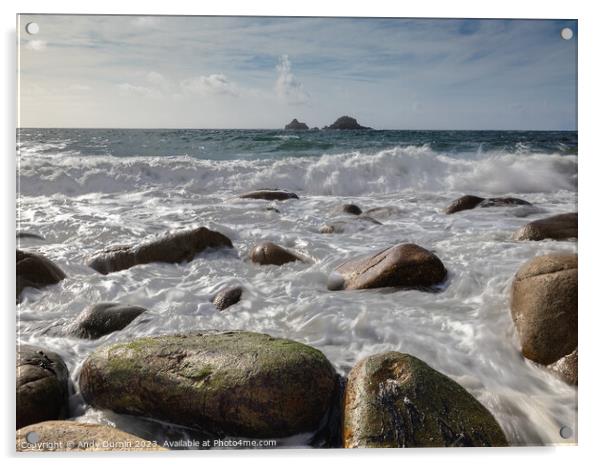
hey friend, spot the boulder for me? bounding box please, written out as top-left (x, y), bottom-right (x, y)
top-left (17, 345), bottom-right (69, 429)
top-left (334, 204), bottom-right (362, 216)
top-left (445, 195), bottom-right (531, 214)
top-left (17, 250), bottom-right (66, 301)
top-left (211, 286), bottom-right (243, 311)
top-left (79, 331), bottom-right (337, 438)
top-left (328, 243), bottom-right (446, 291)
top-left (342, 352), bottom-right (508, 448)
top-left (249, 241), bottom-right (303, 266)
top-left (512, 213), bottom-right (577, 241)
top-left (319, 216), bottom-right (382, 234)
top-left (284, 119), bottom-right (309, 130)
top-left (363, 206), bottom-right (402, 219)
top-left (66, 303), bottom-right (147, 339)
top-left (510, 254), bottom-right (577, 365)
top-left (238, 190), bottom-right (299, 201)
top-left (326, 116), bottom-right (371, 130)
top-left (16, 421), bottom-right (166, 451)
top-left (16, 231), bottom-right (45, 240)
top-left (548, 349), bottom-right (577, 386)
top-left (87, 226), bottom-right (233, 275)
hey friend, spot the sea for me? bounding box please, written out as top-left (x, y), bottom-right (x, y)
top-left (16, 128), bottom-right (578, 447)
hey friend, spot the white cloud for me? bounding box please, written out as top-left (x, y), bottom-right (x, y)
top-left (180, 74), bottom-right (239, 97)
top-left (117, 83), bottom-right (163, 99)
top-left (25, 40), bottom-right (47, 51)
top-left (275, 55), bottom-right (309, 105)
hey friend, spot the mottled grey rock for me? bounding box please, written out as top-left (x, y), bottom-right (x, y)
top-left (211, 286), bottom-right (243, 311)
top-left (67, 303), bottom-right (147, 339)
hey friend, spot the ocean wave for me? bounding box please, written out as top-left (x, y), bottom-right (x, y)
top-left (17, 145), bottom-right (577, 197)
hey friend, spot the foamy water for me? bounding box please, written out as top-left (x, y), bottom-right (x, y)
top-left (17, 133), bottom-right (578, 447)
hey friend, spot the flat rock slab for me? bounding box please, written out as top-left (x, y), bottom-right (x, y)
top-left (343, 352), bottom-right (508, 447)
top-left (87, 226), bottom-right (233, 274)
top-left (445, 195), bottom-right (531, 214)
top-left (238, 190), bottom-right (299, 201)
top-left (512, 212), bottom-right (577, 241)
top-left (67, 303), bottom-right (147, 339)
top-left (510, 254), bottom-right (577, 365)
top-left (328, 243), bottom-right (446, 290)
top-left (17, 250), bottom-right (65, 301)
top-left (17, 345), bottom-right (69, 429)
top-left (16, 421), bottom-right (167, 451)
top-left (211, 286), bottom-right (243, 311)
top-left (249, 241), bottom-right (303, 266)
top-left (79, 331), bottom-right (337, 438)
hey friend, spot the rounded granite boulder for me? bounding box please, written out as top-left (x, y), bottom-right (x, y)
top-left (238, 190), bottom-right (299, 201)
top-left (211, 286), bottom-right (243, 311)
top-left (512, 213), bottom-right (577, 241)
top-left (444, 195), bottom-right (531, 214)
top-left (17, 250), bottom-right (66, 302)
top-left (79, 331), bottom-right (338, 438)
top-left (342, 352), bottom-right (508, 448)
top-left (249, 241), bottom-right (303, 266)
top-left (67, 303), bottom-right (147, 339)
top-left (510, 254), bottom-right (577, 365)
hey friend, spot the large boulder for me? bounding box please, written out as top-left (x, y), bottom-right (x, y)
top-left (79, 331), bottom-right (337, 438)
top-left (87, 226), bottom-right (233, 275)
top-left (445, 195), bottom-right (531, 214)
top-left (510, 254), bottom-right (577, 366)
top-left (284, 118), bottom-right (309, 130)
top-left (16, 421), bottom-right (166, 451)
top-left (17, 345), bottom-right (69, 429)
top-left (66, 303), bottom-right (147, 339)
top-left (238, 190), bottom-right (299, 201)
top-left (342, 352), bottom-right (508, 448)
top-left (326, 116), bottom-right (371, 130)
top-left (249, 241), bottom-right (303, 266)
top-left (17, 250), bottom-right (65, 301)
top-left (328, 243), bottom-right (446, 291)
top-left (211, 286), bottom-right (243, 311)
top-left (512, 213), bottom-right (577, 241)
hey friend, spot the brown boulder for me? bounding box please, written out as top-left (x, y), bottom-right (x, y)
top-left (238, 190), bottom-right (299, 201)
top-left (342, 352), bottom-right (508, 447)
top-left (512, 213), bottom-right (577, 241)
top-left (445, 195), bottom-right (531, 214)
top-left (16, 421), bottom-right (166, 451)
top-left (87, 226), bottom-right (233, 275)
top-left (249, 241), bottom-right (303, 266)
top-left (66, 303), bottom-right (147, 339)
top-left (212, 286), bottom-right (243, 311)
top-left (328, 243), bottom-right (446, 291)
top-left (510, 254), bottom-right (577, 365)
top-left (17, 250), bottom-right (65, 301)
top-left (548, 349), bottom-right (577, 386)
top-left (17, 345), bottom-right (69, 429)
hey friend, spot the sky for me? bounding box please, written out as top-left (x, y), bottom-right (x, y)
top-left (17, 15), bottom-right (577, 130)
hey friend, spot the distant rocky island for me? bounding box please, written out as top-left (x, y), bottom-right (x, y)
top-left (284, 115), bottom-right (371, 130)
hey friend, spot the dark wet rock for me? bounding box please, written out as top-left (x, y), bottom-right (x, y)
top-left (265, 206), bottom-right (281, 213)
top-left (284, 118), bottom-right (309, 130)
top-left (333, 204), bottom-right (362, 216)
top-left (238, 190), bottom-right (299, 201)
top-left (66, 303), bottom-right (147, 339)
top-left (319, 216), bottom-right (382, 234)
top-left (510, 254), bottom-right (577, 365)
top-left (87, 226), bottom-right (233, 275)
top-left (342, 352), bottom-right (508, 448)
top-left (548, 349), bottom-right (577, 386)
top-left (445, 195), bottom-right (531, 214)
top-left (16, 421), bottom-right (167, 451)
top-left (310, 374), bottom-right (346, 448)
top-left (326, 116), bottom-right (371, 130)
top-left (17, 345), bottom-right (69, 429)
top-left (17, 250), bottom-right (66, 301)
top-left (249, 241), bottom-right (303, 266)
top-left (512, 213), bottom-right (577, 241)
top-left (16, 231), bottom-right (45, 240)
top-left (212, 286), bottom-right (243, 311)
top-left (79, 331), bottom-right (338, 438)
top-left (328, 243), bottom-right (446, 291)
top-left (363, 206), bottom-right (402, 219)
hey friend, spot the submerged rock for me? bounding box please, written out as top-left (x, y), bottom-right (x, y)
top-left (363, 206), bottom-right (403, 219)
top-left (333, 204), bottom-right (362, 216)
top-left (510, 254), bottom-right (577, 366)
top-left (342, 352), bottom-right (508, 447)
top-left (328, 243), bottom-right (446, 290)
top-left (512, 213), bottom-right (577, 241)
top-left (326, 116), bottom-right (371, 130)
top-left (284, 118), bottom-right (309, 130)
top-left (17, 345), bottom-right (69, 429)
top-left (79, 331), bottom-right (337, 438)
top-left (17, 250), bottom-right (66, 302)
top-left (548, 349), bottom-right (577, 386)
top-left (445, 195), bottom-right (531, 214)
top-left (16, 421), bottom-right (167, 451)
top-left (238, 190), bottom-right (299, 201)
top-left (87, 226), bottom-right (233, 275)
top-left (16, 231), bottom-right (45, 240)
top-left (67, 303), bottom-right (147, 339)
top-left (211, 286), bottom-right (243, 311)
top-left (249, 241), bottom-right (303, 265)
top-left (319, 216), bottom-right (382, 234)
